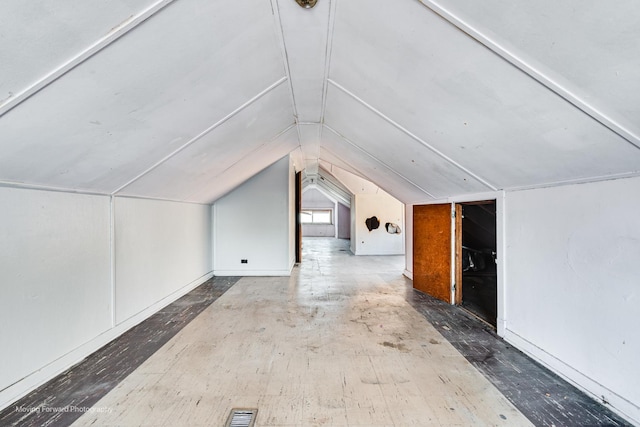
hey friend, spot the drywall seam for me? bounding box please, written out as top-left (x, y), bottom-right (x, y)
top-left (319, 0), bottom-right (338, 125)
top-left (327, 79), bottom-right (498, 191)
top-left (111, 194), bottom-right (211, 206)
top-left (415, 0), bottom-right (640, 151)
top-left (110, 195), bottom-right (116, 327)
top-left (269, 0), bottom-right (303, 151)
top-left (505, 170), bottom-right (640, 193)
top-left (495, 191), bottom-right (507, 338)
top-left (112, 77), bottom-right (288, 195)
top-left (0, 180), bottom-right (109, 197)
top-left (323, 124), bottom-right (437, 199)
top-left (211, 124), bottom-right (297, 179)
top-left (0, 0), bottom-right (177, 118)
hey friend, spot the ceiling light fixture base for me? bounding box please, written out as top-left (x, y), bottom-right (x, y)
top-left (295, 0), bottom-right (317, 8)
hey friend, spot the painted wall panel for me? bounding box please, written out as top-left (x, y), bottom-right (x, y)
top-left (0, 187), bottom-right (111, 394)
top-left (329, 0), bottom-right (640, 189)
top-left (0, 0), bottom-right (284, 193)
top-left (441, 0), bottom-right (640, 140)
top-left (213, 156), bottom-right (294, 276)
top-left (0, 0), bottom-right (157, 101)
top-left (324, 85), bottom-right (491, 197)
top-left (321, 127), bottom-right (434, 204)
top-left (505, 176), bottom-right (640, 423)
top-left (337, 203), bottom-right (350, 239)
top-left (404, 204), bottom-right (414, 279)
top-left (352, 192), bottom-right (405, 256)
top-left (188, 126), bottom-right (299, 204)
top-left (288, 156), bottom-right (296, 268)
top-left (275, 0), bottom-right (330, 122)
top-left (117, 84), bottom-right (294, 202)
top-left (114, 197), bottom-right (211, 323)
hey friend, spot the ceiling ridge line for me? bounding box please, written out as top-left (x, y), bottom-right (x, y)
top-left (323, 124), bottom-right (437, 199)
top-left (111, 77), bottom-right (288, 196)
top-left (319, 0), bottom-right (339, 126)
top-left (416, 0), bottom-right (640, 151)
top-left (327, 79), bottom-right (497, 191)
top-left (317, 0), bottom-right (339, 153)
top-left (0, 0), bottom-right (176, 118)
top-left (269, 0), bottom-right (303, 149)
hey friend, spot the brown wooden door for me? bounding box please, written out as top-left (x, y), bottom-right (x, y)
top-left (413, 203), bottom-right (454, 303)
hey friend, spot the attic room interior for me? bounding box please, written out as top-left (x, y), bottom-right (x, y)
top-left (0, 0), bottom-right (638, 426)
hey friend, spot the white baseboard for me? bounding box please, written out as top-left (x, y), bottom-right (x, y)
top-left (213, 269), bottom-right (291, 276)
top-left (504, 329), bottom-right (640, 426)
top-left (0, 271), bottom-right (213, 411)
top-left (403, 269), bottom-right (413, 280)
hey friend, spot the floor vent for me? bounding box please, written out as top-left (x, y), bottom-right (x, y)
top-left (225, 408), bottom-right (257, 427)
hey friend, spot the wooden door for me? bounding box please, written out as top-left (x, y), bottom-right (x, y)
top-left (413, 204), bottom-right (454, 303)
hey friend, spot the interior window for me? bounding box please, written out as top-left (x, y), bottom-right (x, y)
top-left (300, 209), bottom-right (332, 224)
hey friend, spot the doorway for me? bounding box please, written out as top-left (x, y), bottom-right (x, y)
top-left (458, 201), bottom-right (497, 327)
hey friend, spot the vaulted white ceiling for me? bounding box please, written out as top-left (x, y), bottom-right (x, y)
top-left (1, 0), bottom-right (639, 204)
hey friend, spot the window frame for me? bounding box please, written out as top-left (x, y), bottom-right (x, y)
top-left (300, 209), bottom-right (333, 225)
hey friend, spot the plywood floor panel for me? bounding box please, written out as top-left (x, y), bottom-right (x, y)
top-left (70, 239), bottom-right (532, 427)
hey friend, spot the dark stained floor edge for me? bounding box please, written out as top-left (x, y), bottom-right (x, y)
top-left (405, 286), bottom-right (633, 427)
top-left (0, 276), bottom-right (240, 427)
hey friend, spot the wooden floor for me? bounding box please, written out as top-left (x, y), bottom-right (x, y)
top-left (1, 238), bottom-right (631, 426)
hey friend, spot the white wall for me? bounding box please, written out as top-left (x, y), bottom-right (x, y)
top-left (114, 197), bottom-right (212, 323)
top-left (404, 204), bottom-right (413, 279)
top-left (213, 156), bottom-right (295, 275)
top-left (0, 188), bottom-right (214, 411)
top-left (0, 187), bottom-right (112, 406)
top-left (504, 176), bottom-right (640, 424)
top-left (289, 157), bottom-right (296, 267)
top-left (337, 202), bottom-right (350, 239)
top-left (352, 192), bottom-right (405, 255)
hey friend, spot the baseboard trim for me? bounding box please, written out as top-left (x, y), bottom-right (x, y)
top-left (213, 269), bottom-right (291, 276)
top-left (0, 271), bottom-right (214, 411)
top-left (403, 269), bottom-right (413, 280)
top-left (503, 329), bottom-right (639, 426)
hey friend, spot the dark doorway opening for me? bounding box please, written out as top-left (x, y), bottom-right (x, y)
top-left (459, 201), bottom-right (497, 327)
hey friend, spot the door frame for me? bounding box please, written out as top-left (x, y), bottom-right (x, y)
top-left (411, 191), bottom-right (506, 337)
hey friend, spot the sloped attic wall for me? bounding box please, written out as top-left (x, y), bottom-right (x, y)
top-left (0, 0), bottom-right (297, 203)
top-left (2, 0), bottom-right (640, 422)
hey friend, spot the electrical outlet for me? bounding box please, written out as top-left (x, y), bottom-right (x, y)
top-left (241, 259), bottom-right (248, 264)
